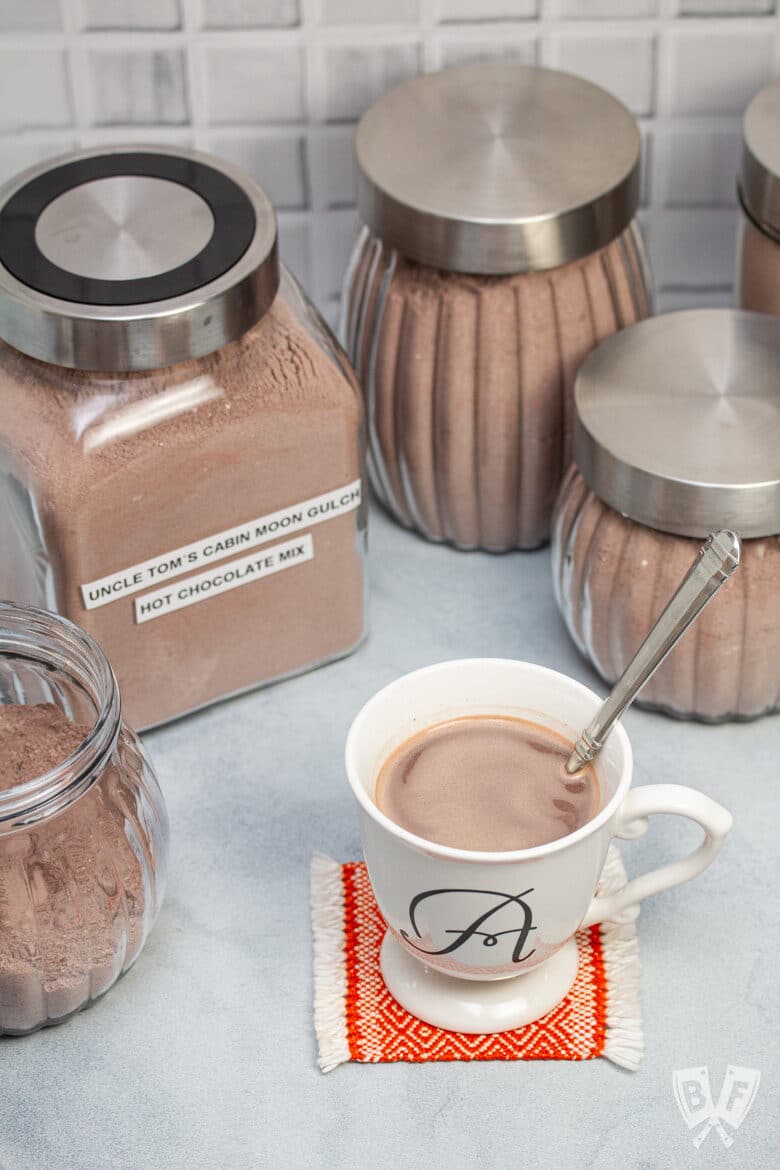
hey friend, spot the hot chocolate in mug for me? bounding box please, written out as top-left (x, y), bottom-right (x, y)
top-left (345, 659), bottom-right (732, 1033)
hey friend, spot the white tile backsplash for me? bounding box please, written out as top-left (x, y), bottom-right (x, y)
top-left (313, 207), bottom-right (360, 299)
top-left (666, 29), bottom-right (773, 114)
top-left (204, 45), bottom-right (305, 123)
top-left (307, 127), bottom-right (356, 209)
top-left (0, 48), bottom-right (72, 130)
top-left (644, 207), bottom-right (739, 288)
top-left (0, 0), bottom-right (61, 31)
top-left (199, 0), bottom-right (300, 28)
top-left (82, 0), bottom-right (182, 30)
top-left (207, 131), bottom-right (307, 207)
top-left (0, 136), bottom-right (78, 183)
top-left (438, 1), bottom-right (538, 20)
top-left (321, 0), bottom-right (422, 23)
top-left (277, 215), bottom-right (312, 288)
top-left (439, 34), bottom-right (538, 67)
top-left (88, 49), bottom-right (189, 125)
top-left (655, 124), bottom-right (743, 205)
top-left (553, 32), bottom-right (657, 115)
top-left (0, 2), bottom-right (776, 307)
top-left (320, 42), bottom-right (421, 122)
top-left (655, 287), bottom-right (734, 311)
top-left (554, 0), bottom-right (658, 15)
top-left (678, 0), bottom-right (774, 14)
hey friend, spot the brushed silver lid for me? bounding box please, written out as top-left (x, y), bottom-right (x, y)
top-left (574, 310), bottom-right (780, 540)
top-left (354, 63), bottom-right (641, 275)
top-left (0, 145), bottom-right (279, 371)
top-left (740, 80), bottom-right (780, 240)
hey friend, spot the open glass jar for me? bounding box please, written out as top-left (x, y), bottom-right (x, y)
top-left (552, 310), bottom-right (780, 723)
top-left (738, 80), bottom-right (780, 317)
top-left (0, 147), bottom-right (366, 730)
top-left (341, 63), bottom-right (651, 551)
top-left (0, 602), bottom-right (169, 1035)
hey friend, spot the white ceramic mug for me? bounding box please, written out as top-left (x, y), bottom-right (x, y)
top-left (345, 659), bottom-right (732, 1032)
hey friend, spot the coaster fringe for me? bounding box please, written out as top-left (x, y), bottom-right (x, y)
top-left (310, 852), bottom-right (350, 1072)
top-left (311, 847), bottom-right (643, 1072)
top-left (598, 847), bottom-right (644, 1072)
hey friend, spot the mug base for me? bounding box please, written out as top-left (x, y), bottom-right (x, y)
top-left (379, 933), bottom-right (579, 1034)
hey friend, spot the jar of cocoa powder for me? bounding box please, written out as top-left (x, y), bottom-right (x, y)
top-left (341, 63), bottom-right (652, 552)
top-left (0, 147), bottom-right (366, 729)
top-left (0, 602), bottom-right (169, 1034)
top-left (738, 81), bottom-right (780, 317)
top-left (552, 310), bottom-right (780, 723)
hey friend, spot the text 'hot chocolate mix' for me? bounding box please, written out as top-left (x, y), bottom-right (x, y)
top-left (0, 147), bottom-right (366, 729)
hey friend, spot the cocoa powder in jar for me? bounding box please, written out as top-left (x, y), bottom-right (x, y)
top-left (0, 704), bottom-right (150, 1034)
top-left (739, 215), bottom-right (780, 317)
top-left (348, 226), bottom-right (648, 551)
top-left (0, 284), bottom-right (365, 730)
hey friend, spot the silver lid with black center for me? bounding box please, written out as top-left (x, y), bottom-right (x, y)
top-left (0, 145), bottom-right (279, 372)
top-left (354, 63), bottom-right (641, 275)
top-left (740, 80), bottom-right (780, 242)
top-left (574, 309), bottom-right (780, 540)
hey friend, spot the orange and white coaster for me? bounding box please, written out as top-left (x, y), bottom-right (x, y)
top-left (311, 846), bottom-right (642, 1072)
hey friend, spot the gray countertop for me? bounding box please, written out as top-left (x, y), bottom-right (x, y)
top-left (1, 505), bottom-right (777, 1170)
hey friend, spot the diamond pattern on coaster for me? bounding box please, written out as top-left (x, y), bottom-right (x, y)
top-left (311, 847), bottom-right (643, 1071)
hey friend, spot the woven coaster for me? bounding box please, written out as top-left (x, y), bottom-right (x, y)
top-left (311, 845), bottom-right (642, 1072)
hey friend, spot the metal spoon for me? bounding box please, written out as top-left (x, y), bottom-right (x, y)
top-left (565, 529), bottom-right (742, 774)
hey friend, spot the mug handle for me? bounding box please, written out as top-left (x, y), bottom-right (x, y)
top-left (582, 784), bottom-right (733, 927)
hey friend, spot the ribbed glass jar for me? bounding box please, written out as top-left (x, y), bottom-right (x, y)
top-left (342, 222), bottom-right (650, 552)
top-left (552, 467), bottom-right (780, 722)
top-left (342, 62), bottom-right (652, 552)
top-left (737, 80), bottom-right (780, 318)
top-left (0, 603), bottom-right (169, 1035)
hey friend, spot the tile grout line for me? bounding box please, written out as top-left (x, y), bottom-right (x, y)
top-left (180, 0), bottom-right (206, 150)
top-left (61, 0), bottom-right (92, 139)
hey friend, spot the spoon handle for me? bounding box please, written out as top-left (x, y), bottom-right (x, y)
top-left (565, 529), bottom-right (741, 774)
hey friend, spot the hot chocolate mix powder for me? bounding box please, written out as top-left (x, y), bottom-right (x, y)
top-left (0, 285), bottom-right (365, 729)
top-left (0, 704), bottom-right (149, 1034)
top-left (740, 217), bottom-right (780, 318)
top-left (347, 225), bottom-right (649, 551)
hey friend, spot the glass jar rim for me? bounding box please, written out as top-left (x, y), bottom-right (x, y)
top-left (0, 602), bottom-right (121, 831)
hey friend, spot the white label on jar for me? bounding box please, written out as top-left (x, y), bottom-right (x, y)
top-left (134, 534), bottom-right (314, 624)
top-left (80, 478), bottom-right (361, 611)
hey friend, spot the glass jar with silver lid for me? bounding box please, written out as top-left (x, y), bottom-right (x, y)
top-left (552, 309), bottom-right (780, 722)
top-left (341, 63), bottom-right (652, 552)
top-left (738, 80), bottom-right (780, 318)
top-left (0, 146), bottom-right (366, 730)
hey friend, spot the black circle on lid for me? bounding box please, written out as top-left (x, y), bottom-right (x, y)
top-left (0, 152), bottom-right (257, 306)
